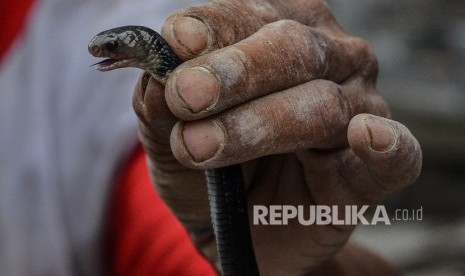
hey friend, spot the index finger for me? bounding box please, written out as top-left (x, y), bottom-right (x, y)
top-left (161, 0), bottom-right (339, 60)
top-left (164, 20), bottom-right (376, 121)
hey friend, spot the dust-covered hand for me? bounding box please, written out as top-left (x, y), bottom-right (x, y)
top-left (132, 0), bottom-right (422, 275)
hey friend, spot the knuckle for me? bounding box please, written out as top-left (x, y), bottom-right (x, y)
top-left (245, 0), bottom-right (280, 21)
top-left (353, 37), bottom-right (379, 78)
top-left (322, 81), bottom-right (350, 120)
top-left (310, 80), bottom-right (350, 139)
top-left (367, 94), bottom-right (390, 117)
top-left (262, 20), bottom-right (328, 78)
top-left (264, 19), bottom-right (302, 31)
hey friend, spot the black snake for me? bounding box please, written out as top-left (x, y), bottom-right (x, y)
top-left (89, 25), bottom-right (259, 276)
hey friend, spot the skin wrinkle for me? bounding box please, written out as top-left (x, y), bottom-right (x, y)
top-left (238, 31), bottom-right (285, 90)
top-left (337, 85), bottom-right (354, 121)
top-left (315, 83), bottom-right (349, 146)
top-left (329, 87), bottom-right (352, 136)
top-left (286, 41), bottom-right (305, 83)
top-left (316, 92), bottom-right (330, 140)
top-left (269, 103), bottom-right (289, 149)
top-left (289, 96), bottom-right (311, 129)
top-left (294, 153), bottom-right (317, 207)
top-left (243, 21), bottom-right (323, 85)
top-left (292, 93), bottom-right (320, 146)
top-left (270, 21), bottom-right (325, 82)
top-left (299, 29), bottom-right (327, 80)
top-left (333, 152), bottom-right (377, 203)
top-left (273, 101), bottom-right (300, 151)
top-left (314, 32), bottom-right (329, 77)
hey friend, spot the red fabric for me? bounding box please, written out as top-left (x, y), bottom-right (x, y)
top-left (0, 0), bottom-right (35, 60)
top-left (108, 145), bottom-right (216, 276)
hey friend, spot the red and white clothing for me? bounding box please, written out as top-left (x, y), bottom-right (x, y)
top-left (0, 0), bottom-right (214, 275)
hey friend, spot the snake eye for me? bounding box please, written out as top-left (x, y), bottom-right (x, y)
top-left (106, 40), bottom-right (119, 52)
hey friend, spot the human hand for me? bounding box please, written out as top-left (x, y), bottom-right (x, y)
top-left (132, 0), bottom-right (422, 274)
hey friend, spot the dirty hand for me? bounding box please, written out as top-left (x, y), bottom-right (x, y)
top-left (132, 0), bottom-right (422, 274)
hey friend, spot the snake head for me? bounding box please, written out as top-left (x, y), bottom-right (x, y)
top-left (88, 25), bottom-right (181, 80)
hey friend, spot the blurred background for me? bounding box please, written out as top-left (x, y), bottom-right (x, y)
top-left (327, 0), bottom-right (465, 275)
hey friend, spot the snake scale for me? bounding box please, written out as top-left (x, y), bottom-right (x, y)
top-left (89, 26), bottom-right (259, 276)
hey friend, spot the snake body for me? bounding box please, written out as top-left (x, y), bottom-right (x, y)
top-left (89, 26), bottom-right (259, 276)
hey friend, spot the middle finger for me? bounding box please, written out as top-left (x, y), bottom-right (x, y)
top-left (170, 79), bottom-right (386, 169)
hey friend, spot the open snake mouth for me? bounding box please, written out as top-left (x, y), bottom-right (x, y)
top-left (91, 57), bottom-right (139, 72)
top-left (91, 58), bottom-right (121, 71)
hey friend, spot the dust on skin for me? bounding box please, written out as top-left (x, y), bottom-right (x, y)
top-left (234, 111), bottom-right (269, 148)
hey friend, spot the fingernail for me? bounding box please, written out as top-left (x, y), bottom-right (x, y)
top-left (177, 67), bottom-right (219, 113)
top-left (365, 117), bottom-right (397, 152)
top-left (183, 120), bottom-right (225, 162)
top-left (173, 17), bottom-right (208, 54)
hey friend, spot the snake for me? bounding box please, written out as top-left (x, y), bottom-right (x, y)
top-left (88, 26), bottom-right (259, 276)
